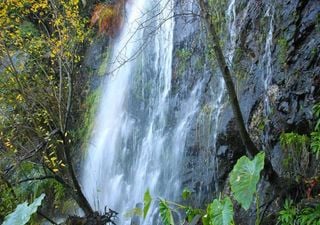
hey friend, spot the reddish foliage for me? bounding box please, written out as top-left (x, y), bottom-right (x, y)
top-left (90, 1), bottom-right (126, 36)
top-left (305, 178), bottom-right (319, 199)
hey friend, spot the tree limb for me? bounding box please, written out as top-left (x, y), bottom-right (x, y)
top-left (198, 0), bottom-right (279, 183)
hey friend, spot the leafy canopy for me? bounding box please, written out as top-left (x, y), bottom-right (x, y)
top-left (0, 0), bottom-right (90, 220)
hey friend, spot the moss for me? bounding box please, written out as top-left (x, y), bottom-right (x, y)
top-left (73, 86), bottom-right (102, 151)
top-left (195, 57), bottom-right (205, 72)
top-left (257, 120), bottom-right (265, 132)
top-left (280, 132), bottom-right (310, 177)
top-left (208, 0), bottom-right (227, 40)
top-left (232, 48), bottom-right (248, 81)
top-left (202, 103), bottom-right (213, 115)
top-left (97, 50), bottom-right (110, 76)
top-left (277, 37), bottom-right (288, 65)
top-left (176, 48), bottom-right (192, 77)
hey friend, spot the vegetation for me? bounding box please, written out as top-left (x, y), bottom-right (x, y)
top-left (277, 37), bottom-right (288, 66)
top-left (90, 0), bottom-right (126, 36)
top-left (311, 104), bottom-right (320, 159)
top-left (276, 103), bottom-right (320, 224)
top-left (277, 199), bottom-right (320, 225)
top-left (198, 0), bottom-right (260, 160)
top-left (197, 1), bottom-right (319, 224)
top-left (0, 0), bottom-right (126, 222)
top-left (175, 48), bottom-right (192, 77)
top-left (2, 194), bottom-right (45, 225)
top-left (0, 0), bottom-right (105, 223)
top-left (280, 132), bottom-right (310, 178)
top-left (140, 152), bottom-right (265, 225)
top-left (0, 0), bottom-right (318, 224)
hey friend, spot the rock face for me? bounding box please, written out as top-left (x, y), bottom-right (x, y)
top-left (172, 0), bottom-right (320, 223)
top-left (83, 0), bottom-right (319, 223)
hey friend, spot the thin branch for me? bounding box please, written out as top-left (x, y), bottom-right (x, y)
top-left (37, 211), bottom-right (58, 225)
top-left (17, 176), bottom-right (56, 184)
top-left (19, 128), bottom-right (60, 161)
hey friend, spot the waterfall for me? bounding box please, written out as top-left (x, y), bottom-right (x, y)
top-left (226, 0), bottom-right (237, 65)
top-left (81, 0), bottom-right (203, 224)
top-left (82, 0), bottom-right (242, 223)
top-left (191, 0), bottom-right (239, 201)
top-left (210, 0), bottom-right (237, 193)
top-left (262, 4), bottom-right (274, 149)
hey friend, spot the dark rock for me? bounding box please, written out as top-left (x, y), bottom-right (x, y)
top-left (148, 0), bottom-right (320, 223)
top-left (278, 101), bottom-right (289, 113)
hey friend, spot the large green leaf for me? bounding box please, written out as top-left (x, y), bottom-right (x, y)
top-left (159, 199), bottom-right (175, 225)
top-left (207, 197), bottom-right (234, 225)
top-left (143, 189), bottom-right (152, 218)
top-left (230, 152), bottom-right (265, 210)
top-left (2, 193), bottom-right (45, 225)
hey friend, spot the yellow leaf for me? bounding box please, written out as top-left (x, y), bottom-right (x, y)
top-left (50, 157), bottom-right (57, 162)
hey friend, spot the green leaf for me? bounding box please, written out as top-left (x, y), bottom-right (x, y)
top-left (202, 214), bottom-right (210, 225)
top-left (185, 207), bottom-right (204, 222)
top-left (182, 187), bottom-right (192, 200)
top-left (159, 199), bottom-right (175, 225)
top-left (207, 197), bottom-right (234, 225)
top-left (2, 193), bottom-right (45, 225)
top-left (19, 21), bottom-right (39, 38)
top-left (143, 189), bottom-right (152, 218)
top-left (229, 152), bottom-right (265, 210)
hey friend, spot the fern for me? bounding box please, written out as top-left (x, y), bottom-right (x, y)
top-left (277, 199), bottom-right (297, 225)
top-left (311, 103), bottom-right (320, 159)
top-left (278, 200), bottom-right (320, 225)
top-left (311, 132), bottom-right (320, 159)
top-left (297, 204), bottom-right (320, 225)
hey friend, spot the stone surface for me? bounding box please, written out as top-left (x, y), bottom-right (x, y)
top-left (172, 0), bottom-right (319, 223)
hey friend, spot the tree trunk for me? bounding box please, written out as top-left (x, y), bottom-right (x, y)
top-left (197, 0), bottom-right (279, 182)
top-left (60, 131), bottom-right (94, 216)
top-left (198, 0), bottom-right (259, 159)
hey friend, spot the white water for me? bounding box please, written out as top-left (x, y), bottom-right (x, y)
top-left (226, 0), bottom-right (237, 65)
top-left (196, 0), bottom-right (238, 196)
top-left (263, 5), bottom-right (274, 115)
top-left (82, 0), bottom-right (242, 223)
top-left (213, 0), bottom-right (238, 192)
top-left (81, 0), bottom-right (204, 224)
top-left (262, 4), bottom-right (274, 149)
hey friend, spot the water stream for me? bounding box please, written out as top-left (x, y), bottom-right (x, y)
top-left (82, 0), bottom-right (238, 224)
top-left (82, 0), bottom-right (202, 224)
top-left (262, 4), bottom-right (274, 149)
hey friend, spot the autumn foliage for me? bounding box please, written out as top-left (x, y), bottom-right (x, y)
top-left (0, 0), bottom-right (93, 219)
top-left (90, 0), bottom-right (126, 36)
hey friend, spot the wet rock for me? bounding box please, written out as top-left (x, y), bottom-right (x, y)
top-left (278, 101), bottom-right (289, 114)
top-left (172, 0), bottom-right (319, 223)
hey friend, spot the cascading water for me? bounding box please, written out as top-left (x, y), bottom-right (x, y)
top-left (191, 0), bottom-right (240, 201)
top-left (82, 0), bottom-right (203, 224)
top-left (210, 0), bottom-right (237, 193)
top-left (82, 0), bottom-right (243, 223)
top-left (226, 0), bottom-right (237, 65)
top-left (262, 3), bottom-right (274, 149)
